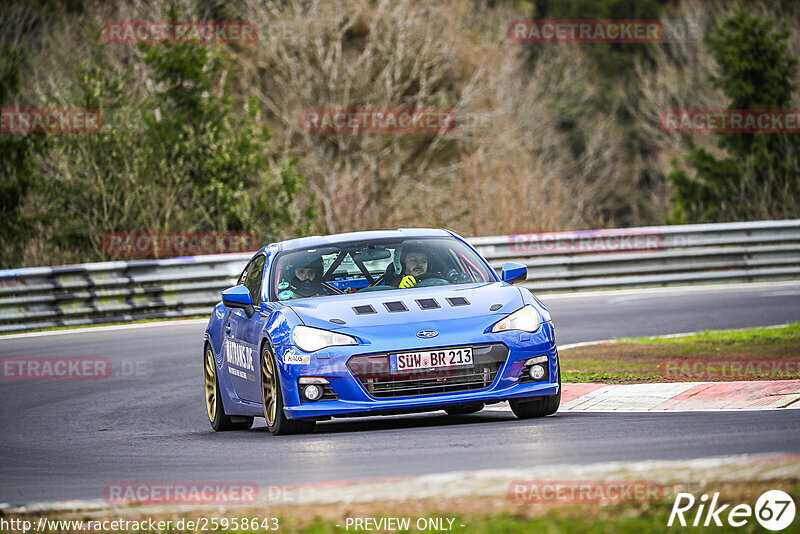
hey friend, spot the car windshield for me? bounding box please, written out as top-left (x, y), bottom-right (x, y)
top-left (271, 237), bottom-right (496, 301)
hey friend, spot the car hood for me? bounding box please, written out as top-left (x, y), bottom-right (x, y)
top-left (286, 282), bottom-right (523, 332)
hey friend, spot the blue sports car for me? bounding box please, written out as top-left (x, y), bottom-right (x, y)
top-left (203, 229), bottom-right (560, 435)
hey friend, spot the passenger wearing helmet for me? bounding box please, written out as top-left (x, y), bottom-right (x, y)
top-left (287, 254), bottom-right (326, 297)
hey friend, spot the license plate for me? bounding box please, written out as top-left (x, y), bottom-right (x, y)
top-left (390, 347), bottom-right (473, 372)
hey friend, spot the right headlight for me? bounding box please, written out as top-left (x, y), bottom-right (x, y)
top-left (491, 305), bottom-right (541, 333)
top-left (292, 325), bottom-right (358, 352)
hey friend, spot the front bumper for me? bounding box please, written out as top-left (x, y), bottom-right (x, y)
top-left (277, 321), bottom-right (559, 419)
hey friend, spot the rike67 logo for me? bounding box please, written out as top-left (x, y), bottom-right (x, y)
top-left (669, 490), bottom-right (796, 531)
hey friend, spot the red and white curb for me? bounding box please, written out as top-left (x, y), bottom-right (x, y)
top-left (561, 380), bottom-right (800, 411)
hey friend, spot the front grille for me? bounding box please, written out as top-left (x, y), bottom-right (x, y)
top-left (347, 343), bottom-right (508, 398)
top-left (319, 384), bottom-right (338, 401)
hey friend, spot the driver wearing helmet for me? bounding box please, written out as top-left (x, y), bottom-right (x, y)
top-left (396, 246), bottom-right (429, 288)
top-left (286, 254), bottom-right (327, 297)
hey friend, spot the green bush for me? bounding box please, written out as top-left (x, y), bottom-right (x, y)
top-left (667, 10), bottom-right (800, 223)
top-left (36, 8), bottom-right (314, 264)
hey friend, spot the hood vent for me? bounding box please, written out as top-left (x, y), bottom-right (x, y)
top-left (416, 298), bottom-right (440, 310)
top-left (383, 301), bottom-right (408, 312)
top-left (446, 297), bottom-right (470, 307)
top-left (353, 305), bottom-right (377, 315)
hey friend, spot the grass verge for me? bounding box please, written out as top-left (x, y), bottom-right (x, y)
top-left (560, 323), bottom-right (800, 384)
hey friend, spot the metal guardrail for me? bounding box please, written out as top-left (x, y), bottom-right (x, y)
top-left (471, 219), bottom-right (800, 292)
top-left (1, 220), bottom-right (799, 333)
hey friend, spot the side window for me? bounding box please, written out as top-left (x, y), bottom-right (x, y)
top-left (242, 255), bottom-right (266, 306)
top-left (237, 263), bottom-right (249, 286)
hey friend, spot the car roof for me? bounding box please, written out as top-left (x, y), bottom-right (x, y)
top-left (268, 228), bottom-right (454, 253)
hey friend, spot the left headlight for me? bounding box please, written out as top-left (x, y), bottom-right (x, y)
top-left (292, 325), bottom-right (358, 352)
top-left (491, 305), bottom-right (541, 333)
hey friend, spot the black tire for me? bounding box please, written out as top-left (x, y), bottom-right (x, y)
top-left (510, 367), bottom-right (561, 419)
top-left (260, 342), bottom-right (315, 436)
top-left (444, 402), bottom-right (484, 415)
top-left (204, 344), bottom-right (254, 431)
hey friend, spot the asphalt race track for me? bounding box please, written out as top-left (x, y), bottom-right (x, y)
top-left (2, 281), bottom-right (800, 505)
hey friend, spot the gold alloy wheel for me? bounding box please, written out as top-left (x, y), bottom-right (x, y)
top-left (204, 347), bottom-right (217, 422)
top-left (261, 348), bottom-right (277, 426)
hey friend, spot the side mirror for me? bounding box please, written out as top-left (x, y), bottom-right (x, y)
top-left (221, 285), bottom-right (255, 318)
top-left (501, 262), bottom-right (528, 285)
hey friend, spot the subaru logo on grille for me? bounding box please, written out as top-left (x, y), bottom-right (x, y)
top-left (417, 330), bottom-right (438, 338)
